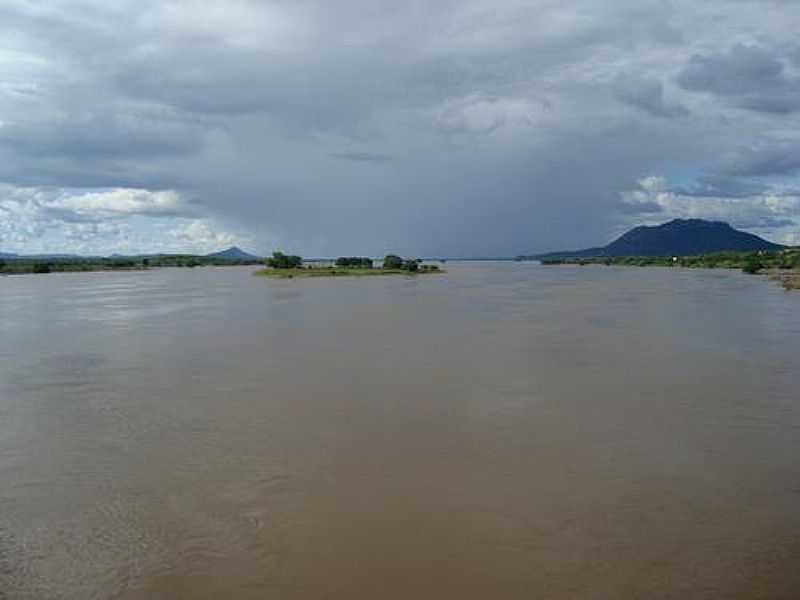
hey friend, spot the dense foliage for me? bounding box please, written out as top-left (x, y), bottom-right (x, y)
top-left (0, 254), bottom-right (262, 274)
top-left (335, 257), bottom-right (373, 268)
top-left (383, 254), bottom-right (404, 269)
top-left (256, 254), bottom-right (442, 278)
top-left (539, 248), bottom-right (800, 273)
top-left (266, 252), bottom-right (303, 269)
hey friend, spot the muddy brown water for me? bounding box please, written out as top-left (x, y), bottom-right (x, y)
top-left (1, 263), bottom-right (799, 599)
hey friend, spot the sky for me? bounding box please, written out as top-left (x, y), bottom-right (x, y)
top-left (1, 0), bottom-right (800, 257)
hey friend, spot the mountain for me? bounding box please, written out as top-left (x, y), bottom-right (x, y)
top-left (206, 246), bottom-right (260, 260)
top-left (532, 219), bottom-right (785, 259)
top-left (0, 252), bottom-right (18, 258)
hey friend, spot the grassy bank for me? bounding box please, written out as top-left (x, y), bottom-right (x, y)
top-left (537, 249), bottom-right (800, 290)
top-left (255, 266), bottom-right (443, 278)
top-left (538, 248), bottom-right (800, 270)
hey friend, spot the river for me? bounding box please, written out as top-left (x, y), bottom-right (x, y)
top-left (1, 263), bottom-right (799, 599)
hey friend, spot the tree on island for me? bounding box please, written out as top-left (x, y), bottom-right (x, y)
top-left (335, 257), bottom-right (373, 268)
top-left (383, 254), bottom-right (404, 269)
top-left (742, 255), bottom-right (763, 274)
top-left (383, 254), bottom-right (428, 271)
top-left (267, 251), bottom-right (303, 269)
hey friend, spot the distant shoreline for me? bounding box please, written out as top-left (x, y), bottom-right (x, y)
top-left (534, 249), bottom-right (800, 290)
top-left (0, 256), bottom-right (261, 275)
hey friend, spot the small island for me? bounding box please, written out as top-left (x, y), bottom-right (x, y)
top-left (255, 253), bottom-right (443, 278)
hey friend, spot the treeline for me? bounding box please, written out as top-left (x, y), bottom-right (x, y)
top-left (540, 248), bottom-right (800, 274)
top-left (0, 258), bottom-right (145, 274)
top-left (0, 254), bottom-right (262, 274)
top-left (145, 255), bottom-right (261, 267)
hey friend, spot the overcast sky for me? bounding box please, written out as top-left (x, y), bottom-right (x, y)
top-left (1, 0), bottom-right (800, 256)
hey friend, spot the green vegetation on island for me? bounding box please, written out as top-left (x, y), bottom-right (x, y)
top-left (335, 256), bottom-right (374, 268)
top-left (266, 252), bottom-right (303, 269)
top-left (256, 253), bottom-right (443, 278)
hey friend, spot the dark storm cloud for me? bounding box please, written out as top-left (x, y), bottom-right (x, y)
top-left (1, 0), bottom-right (799, 254)
top-left (668, 175), bottom-right (771, 198)
top-left (717, 142), bottom-right (800, 177)
top-left (737, 216), bottom-right (796, 228)
top-left (677, 44), bottom-right (800, 113)
top-left (614, 77), bottom-right (688, 118)
top-left (0, 113), bottom-right (202, 159)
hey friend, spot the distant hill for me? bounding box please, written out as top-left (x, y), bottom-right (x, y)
top-left (530, 219), bottom-right (785, 259)
top-left (206, 246), bottom-right (260, 260)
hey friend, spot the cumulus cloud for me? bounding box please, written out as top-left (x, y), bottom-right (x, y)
top-left (54, 189), bottom-right (192, 221)
top-left (0, 185), bottom-right (251, 254)
top-left (0, 186), bottom-right (192, 223)
top-left (167, 220), bottom-right (255, 253)
top-left (621, 176), bottom-right (800, 240)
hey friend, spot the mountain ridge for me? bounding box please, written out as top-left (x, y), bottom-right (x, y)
top-left (205, 246), bottom-right (260, 260)
top-left (529, 219), bottom-right (785, 259)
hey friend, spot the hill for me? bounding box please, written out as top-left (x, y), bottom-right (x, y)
top-left (530, 219), bottom-right (784, 259)
top-left (206, 246), bottom-right (260, 260)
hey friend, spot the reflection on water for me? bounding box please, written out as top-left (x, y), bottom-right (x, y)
top-left (1, 264), bottom-right (800, 599)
